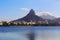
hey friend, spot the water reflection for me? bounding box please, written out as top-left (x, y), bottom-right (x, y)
top-left (26, 27), bottom-right (60, 40)
top-left (0, 27), bottom-right (60, 40)
top-left (27, 27), bottom-right (35, 40)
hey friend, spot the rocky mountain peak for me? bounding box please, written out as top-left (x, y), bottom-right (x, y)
top-left (27, 9), bottom-right (35, 16)
top-left (12, 9), bottom-right (44, 22)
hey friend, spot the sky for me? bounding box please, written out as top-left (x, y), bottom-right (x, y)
top-left (0, 0), bottom-right (60, 21)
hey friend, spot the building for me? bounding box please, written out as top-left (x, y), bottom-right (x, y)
top-left (44, 20), bottom-right (49, 24)
top-left (0, 22), bottom-right (3, 25)
top-left (0, 21), bottom-right (8, 26)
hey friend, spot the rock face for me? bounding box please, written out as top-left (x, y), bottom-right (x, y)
top-left (12, 9), bottom-right (44, 22)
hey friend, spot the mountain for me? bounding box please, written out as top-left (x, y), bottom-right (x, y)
top-left (36, 12), bottom-right (56, 20)
top-left (53, 18), bottom-right (60, 22)
top-left (12, 9), bottom-right (45, 22)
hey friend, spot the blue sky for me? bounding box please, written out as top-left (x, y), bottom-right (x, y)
top-left (0, 0), bottom-right (60, 21)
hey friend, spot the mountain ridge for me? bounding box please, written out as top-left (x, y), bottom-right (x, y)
top-left (12, 9), bottom-right (45, 22)
top-left (11, 9), bottom-right (60, 23)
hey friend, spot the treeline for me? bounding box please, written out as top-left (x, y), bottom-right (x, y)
top-left (0, 23), bottom-right (60, 26)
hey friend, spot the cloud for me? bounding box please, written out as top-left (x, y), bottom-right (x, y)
top-left (35, 11), bottom-right (53, 16)
top-left (20, 8), bottom-right (30, 11)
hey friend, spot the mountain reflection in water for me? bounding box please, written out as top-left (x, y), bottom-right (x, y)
top-left (0, 26), bottom-right (60, 40)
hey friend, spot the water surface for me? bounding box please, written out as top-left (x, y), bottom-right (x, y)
top-left (0, 26), bottom-right (60, 40)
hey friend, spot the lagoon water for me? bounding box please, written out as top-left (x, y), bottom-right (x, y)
top-left (0, 26), bottom-right (60, 40)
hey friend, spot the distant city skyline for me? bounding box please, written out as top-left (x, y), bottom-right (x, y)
top-left (0, 0), bottom-right (60, 21)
